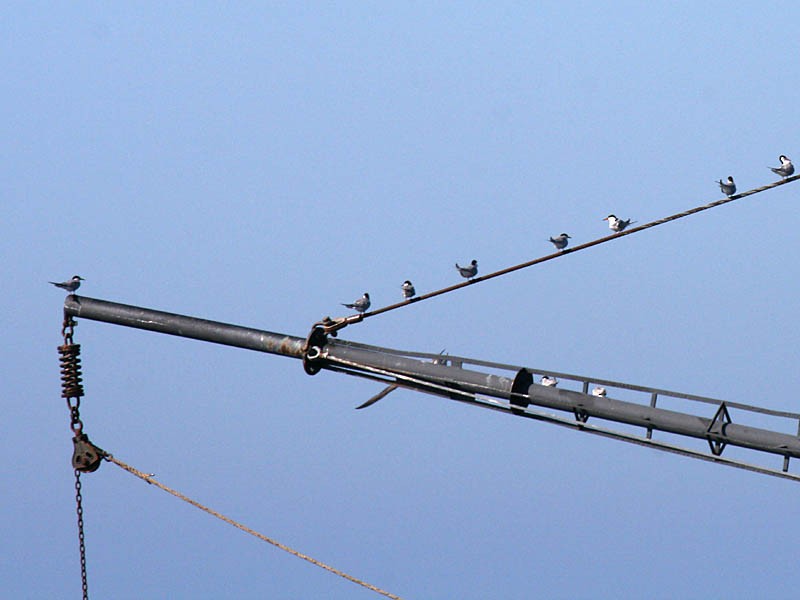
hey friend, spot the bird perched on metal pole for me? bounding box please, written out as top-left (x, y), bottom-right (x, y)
top-left (769, 155), bottom-right (794, 179)
top-left (717, 176), bottom-right (736, 197)
top-left (548, 233), bottom-right (571, 251)
top-left (541, 375), bottom-right (558, 387)
top-left (455, 260), bottom-right (478, 279)
top-left (341, 292), bottom-right (371, 313)
top-left (50, 275), bottom-right (84, 293)
top-left (603, 215), bottom-right (635, 233)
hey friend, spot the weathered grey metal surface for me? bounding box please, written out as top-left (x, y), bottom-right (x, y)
top-left (520, 380), bottom-right (800, 459)
top-left (323, 340), bottom-right (514, 397)
top-left (323, 346), bottom-right (800, 460)
top-left (63, 295), bottom-right (306, 359)
top-left (63, 294), bottom-right (800, 479)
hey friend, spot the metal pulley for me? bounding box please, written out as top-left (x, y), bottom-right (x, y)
top-left (72, 433), bottom-right (104, 473)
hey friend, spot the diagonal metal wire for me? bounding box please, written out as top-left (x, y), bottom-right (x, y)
top-left (349, 174), bottom-right (800, 322)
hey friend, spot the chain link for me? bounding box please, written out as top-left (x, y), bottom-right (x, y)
top-left (69, 401), bottom-right (83, 434)
top-left (75, 471), bottom-right (89, 600)
top-left (62, 315), bottom-right (76, 343)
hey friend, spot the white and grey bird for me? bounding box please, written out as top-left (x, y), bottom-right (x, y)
top-left (592, 386), bottom-right (607, 397)
top-left (770, 155), bottom-right (795, 178)
top-left (49, 275), bottom-right (84, 293)
top-left (401, 280), bottom-right (416, 300)
top-left (541, 375), bottom-right (558, 387)
top-left (455, 259), bottom-right (478, 279)
top-left (603, 214), bottom-right (634, 233)
top-left (548, 233), bottom-right (571, 251)
top-left (341, 292), bottom-right (371, 313)
top-left (717, 176), bottom-right (736, 197)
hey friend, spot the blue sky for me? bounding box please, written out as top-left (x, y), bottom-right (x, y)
top-left (6, 3), bottom-right (800, 598)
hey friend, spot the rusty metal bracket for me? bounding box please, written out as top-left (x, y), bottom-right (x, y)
top-left (302, 325), bottom-right (329, 376)
top-left (310, 313), bottom-right (364, 338)
top-left (303, 312), bottom-right (368, 375)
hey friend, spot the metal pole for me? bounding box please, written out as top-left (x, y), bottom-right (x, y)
top-left (64, 295), bottom-right (800, 462)
top-left (520, 381), bottom-right (800, 459)
top-left (323, 340), bottom-right (515, 396)
top-left (63, 295), bottom-right (306, 359)
top-left (324, 343), bottom-right (800, 460)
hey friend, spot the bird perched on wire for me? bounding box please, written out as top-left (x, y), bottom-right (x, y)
top-left (401, 280), bottom-right (416, 300)
top-left (769, 155), bottom-right (794, 178)
top-left (592, 386), bottom-right (607, 397)
top-left (541, 375), bottom-right (558, 387)
top-left (717, 176), bottom-right (736, 197)
top-left (341, 292), bottom-right (371, 313)
top-left (49, 275), bottom-right (84, 293)
top-left (548, 233), bottom-right (571, 251)
top-left (455, 260), bottom-right (478, 279)
top-left (603, 215), bottom-right (635, 233)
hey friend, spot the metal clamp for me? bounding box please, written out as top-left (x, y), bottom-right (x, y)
top-left (309, 313), bottom-right (364, 338)
top-left (302, 326), bottom-right (328, 375)
top-left (574, 407), bottom-right (590, 424)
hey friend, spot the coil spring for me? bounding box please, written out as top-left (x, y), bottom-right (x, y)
top-left (59, 343), bottom-right (85, 399)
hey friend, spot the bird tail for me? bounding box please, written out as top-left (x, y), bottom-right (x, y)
top-left (770, 167), bottom-right (780, 174)
top-left (341, 303), bottom-right (354, 308)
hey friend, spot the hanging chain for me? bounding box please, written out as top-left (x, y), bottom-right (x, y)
top-left (75, 471), bottom-right (88, 600)
top-left (59, 314), bottom-right (105, 600)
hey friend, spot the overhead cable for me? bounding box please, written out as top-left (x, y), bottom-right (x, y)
top-left (346, 174), bottom-right (800, 325)
top-left (105, 454), bottom-right (403, 600)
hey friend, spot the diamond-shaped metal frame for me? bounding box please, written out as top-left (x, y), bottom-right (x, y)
top-left (707, 402), bottom-right (732, 456)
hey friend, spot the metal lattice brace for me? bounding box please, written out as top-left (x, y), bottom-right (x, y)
top-left (707, 403), bottom-right (732, 456)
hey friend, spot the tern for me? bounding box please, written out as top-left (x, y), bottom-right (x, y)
top-left (401, 280), bottom-right (416, 300)
top-left (541, 375), bottom-right (558, 387)
top-left (49, 275), bottom-right (84, 293)
top-left (341, 292), bottom-right (371, 313)
top-left (769, 155), bottom-right (794, 178)
top-left (548, 233), bottom-right (571, 251)
top-left (592, 386), bottom-right (607, 397)
top-left (717, 176), bottom-right (736, 197)
top-left (603, 215), bottom-right (635, 233)
top-left (455, 260), bottom-right (478, 279)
